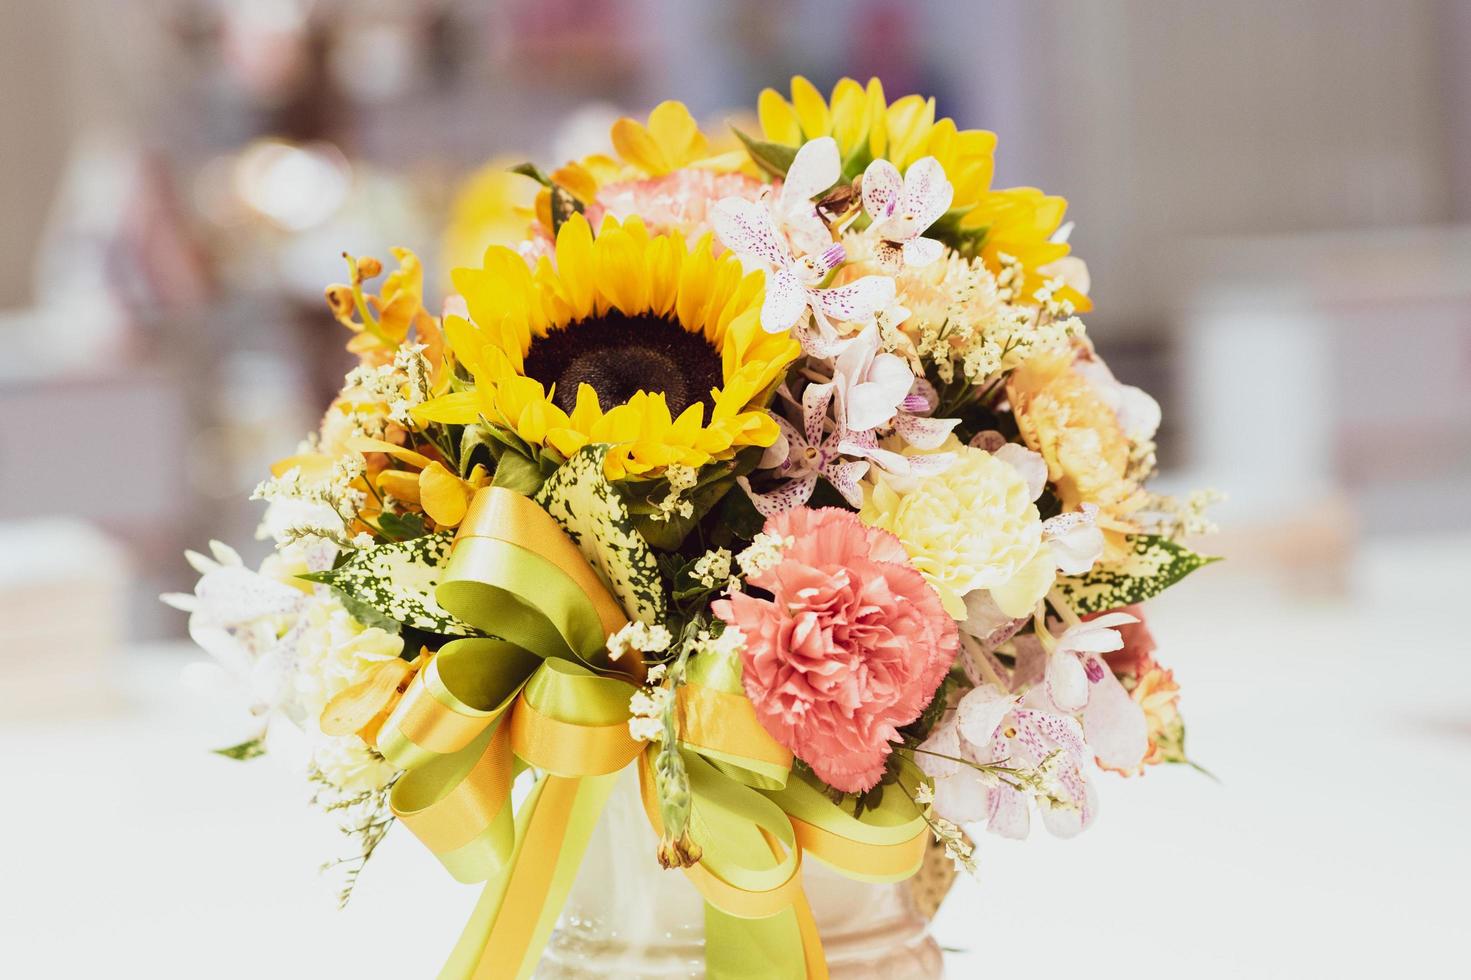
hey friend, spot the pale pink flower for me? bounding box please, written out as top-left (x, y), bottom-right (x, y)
top-left (585, 169), bottom-right (766, 242)
top-left (713, 507), bottom-right (958, 793)
top-left (917, 683), bottom-right (1098, 839)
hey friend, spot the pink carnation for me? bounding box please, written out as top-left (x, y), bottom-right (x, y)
top-left (713, 507), bottom-right (959, 793)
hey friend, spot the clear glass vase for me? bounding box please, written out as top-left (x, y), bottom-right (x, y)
top-left (537, 769), bottom-right (944, 979)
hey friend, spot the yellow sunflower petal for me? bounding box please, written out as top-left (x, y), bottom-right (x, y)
top-left (554, 213), bottom-right (597, 320)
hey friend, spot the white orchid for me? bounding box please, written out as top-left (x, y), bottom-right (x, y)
top-left (768, 136), bottom-right (842, 256)
top-left (861, 156), bottom-right (954, 271)
top-left (737, 381), bottom-right (869, 515)
top-left (916, 683), bottom-right (1098, 840)
top-left (1040, 613), bottom-right (1150, 772)
top-left (713, 199), bottom-right (895, 355)
top-left (161, 540), bottom-right (316, 721)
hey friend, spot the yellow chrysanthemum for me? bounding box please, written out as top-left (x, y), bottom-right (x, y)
top-left (757, 76), bottom-right (1085, 309)
top-left (413, 213), bottom-right (798, 481)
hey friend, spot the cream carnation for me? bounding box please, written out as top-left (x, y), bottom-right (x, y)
top-left (860, 442), bottom-right (1047, 620)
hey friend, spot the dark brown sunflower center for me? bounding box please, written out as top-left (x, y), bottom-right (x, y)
top-left (521, 312), bottom-right (723, 417)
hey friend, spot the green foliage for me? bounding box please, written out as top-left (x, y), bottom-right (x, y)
top-left (534, 445), bottom-right (667, 624)
top-left (731, 127), bottom-right (798, 179)
top-left (375, 511), bottom-right (427, 542)
top-left (621, 450), bottom-right (759, 552)
top-left (301, 533), bottom-right (481, 635)
top-left (927, 206), bottom-right (988, 259)
top-left (509, 161), bottom-right (582, 233)
top-left (212, 736), bottom-right (266, 761)
top-left (1056, 534), bottom-right (1219, 614)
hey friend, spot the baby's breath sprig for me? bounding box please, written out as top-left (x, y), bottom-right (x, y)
top-left (309, 765), bottom-right (399, 909)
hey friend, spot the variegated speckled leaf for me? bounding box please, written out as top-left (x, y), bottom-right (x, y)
top-left (1056, 534), bottom-right (1218, 614)
top-left (303, 533), bottom-right (480, 635)
top-left (534, 444), bottom-right (665, 624)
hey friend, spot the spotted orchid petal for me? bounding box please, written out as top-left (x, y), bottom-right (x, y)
top-left (1042, 504), bottom-right (1104, 575)
top-left (712, 197), bottom-right (793, 271)
top-left (994, 443), bottom-right (1048, 501)
top-left (814, 275), bottom-right (896, 326)
top-left (824, 459), bottom-right (870, 508)
top-left (802, 381), bottom-right (834, 447)
top-left (1083, 663), bottom-right (1149, 772)
top-left (956, 684), bottom-right (1017, 749)
top-left (985, 786), bottom-right (1032, 839)
top-left (1046, 645), bottom-right (1091, 712)
top-left (901, 236), bottom-right (945, 268)
top-left (861, 158), bottom-right (903, 222)
top-left (760, 265), bottom-right (808, 334)
top-left (915, 715), bottom-right (964, 779)
top-left (897, 157), bottom-right (954, 233)
top-left (891, 411), bottom-right (958, 450)
top-left (737, 473), bottom-right (816, 518)
top-left (757, 426), bottom-right (791, 469)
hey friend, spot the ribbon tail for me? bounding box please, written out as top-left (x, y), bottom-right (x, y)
top-left (439, 772), bottom-right (620, 980)
top-left (704, 898), bottom-right (828, 980)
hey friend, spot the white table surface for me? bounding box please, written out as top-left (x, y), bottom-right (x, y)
top-left (2, 534), bottom-right (1466, 978)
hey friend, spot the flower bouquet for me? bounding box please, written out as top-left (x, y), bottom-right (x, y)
top-left (168, 77), bottom-right (1216, 979)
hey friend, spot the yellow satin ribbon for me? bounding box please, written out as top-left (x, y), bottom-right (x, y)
top-left (373, 485), bottom-right (928, 980)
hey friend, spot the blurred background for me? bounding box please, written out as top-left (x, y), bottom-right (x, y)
top-left (2, 1), bottom-right (1468, 977)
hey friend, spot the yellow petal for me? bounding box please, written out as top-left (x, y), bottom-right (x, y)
top-left (376, 469), bottom-right (421, 503)
top-left (271, 452), bottom-right (333, 481)
top-left (790, 75), bottom-right (832, 139)
top-left (554, 213), bottom-right (597, 319)
top-left (344, 436), bottom-right (433, 470)
top-left (412, 390), bottom-right (484, 425)
top-left (611, 118), bottom-right (670, 175)
top-left (991, 549), bottom-right (1057, 618)
top-left (419, 462), bottom-right (472, 527)
top-left (646, 101), bottom-right (707, 168)
top-left (757, 88), bottom-right (801, 145)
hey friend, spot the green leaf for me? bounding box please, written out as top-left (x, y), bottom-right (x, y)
top-left (509, 162), bottom-right (553, 187)
top-left (1056, 534), bottom-right (1219, 614)
top-left (928, 206), bottom-right (989, 259)
top-left (731, 127), bottom-right (798, 179)
top-left (840, 139), bottom-right (874, 181)
top-left (375, 511), bottom-right (428, 542)
top-left (212, 736), bottom-right (266, 761)
top-left (302, 533), bottom-right (481, 635)
top-left (533, 444), bottom-right (666, 624)
top-left (507, 162), bottom-right (582, 233)
top-left (491, 449), bottom-right (550, 495)
top-left (621, 454), bottom-right (753, 551)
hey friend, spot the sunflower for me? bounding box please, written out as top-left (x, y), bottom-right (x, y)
top-left (756, 76), bottom-right (1086, 309)
top-left (413, 213), bottom-right (798, 481)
